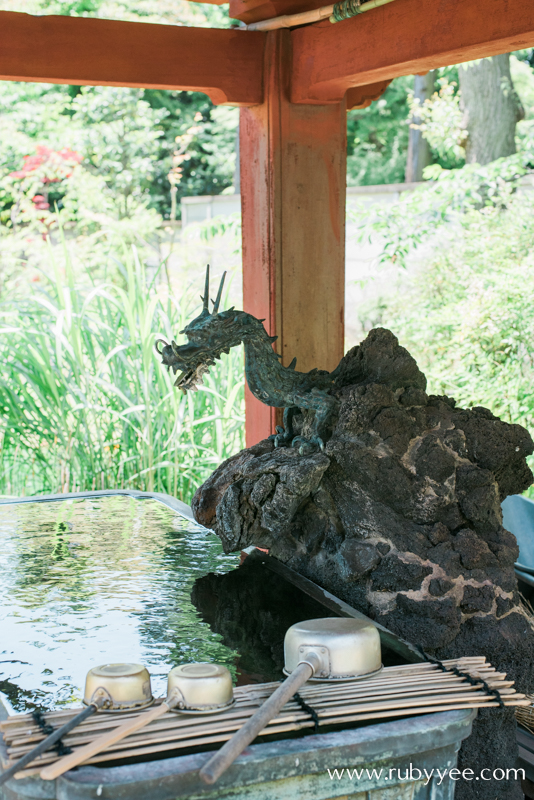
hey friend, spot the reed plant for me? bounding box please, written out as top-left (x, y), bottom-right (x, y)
top-left (0, 243), bottom-right (245, 501)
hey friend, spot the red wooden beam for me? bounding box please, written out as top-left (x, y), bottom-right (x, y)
top-left (0, 11), bottom-right (265, 105)
top-left (291, 0), bottom-right (534, 103)
top-left (346, 80), bottom-right (391, 110)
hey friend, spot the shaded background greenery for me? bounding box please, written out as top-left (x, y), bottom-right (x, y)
top-left (0, 82), bottom-right (238, 224)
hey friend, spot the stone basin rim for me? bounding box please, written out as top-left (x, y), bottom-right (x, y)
top-left (0, 489), bottom-right (196, 524)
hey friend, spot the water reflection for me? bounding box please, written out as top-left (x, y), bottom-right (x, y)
top-left (192, 558), bottom-right (337, 683)
top-left (0, 496), bottom-right (240, 712)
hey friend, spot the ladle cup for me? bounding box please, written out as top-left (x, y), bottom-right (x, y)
top-left (200, 617), bottom-right (381, 784)
top-left (0, 663), bottom-right (152, 786)
top-left (40, 662), bottom-right (234, 781)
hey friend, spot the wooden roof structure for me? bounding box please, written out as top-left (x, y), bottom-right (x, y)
top-left (1, 2), bottom-right (533, 444)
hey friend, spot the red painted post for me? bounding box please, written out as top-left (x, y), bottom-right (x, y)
top-left (240, 30), bottom-right (346, 447)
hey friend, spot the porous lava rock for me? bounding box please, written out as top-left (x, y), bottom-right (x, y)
top-left (192, 328), bottom-right (534, 800)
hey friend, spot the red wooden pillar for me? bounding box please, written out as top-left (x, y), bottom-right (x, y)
top-left (240, 30), bottom-right (347, 447)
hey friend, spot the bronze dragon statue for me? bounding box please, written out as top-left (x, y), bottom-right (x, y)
top-left (156, 266), bottom-right (347, 454)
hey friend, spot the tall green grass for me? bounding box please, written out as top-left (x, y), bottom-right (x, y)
top-left (0, 246), bottom-right (245, 500)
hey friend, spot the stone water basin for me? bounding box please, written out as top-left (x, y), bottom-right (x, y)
top-left (0, 492), bottom-right (241, 714)
top-left (0, 492), bottom-right (478, 800)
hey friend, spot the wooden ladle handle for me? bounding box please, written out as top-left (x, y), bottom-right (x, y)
top-left (200, 653), bottom-right (321, 785)
top-left (0, 704), bottom-right (98, 786)
top-left (40, 701), bottom-right (171, 781)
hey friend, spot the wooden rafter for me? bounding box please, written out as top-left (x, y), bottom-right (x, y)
top-left (3, 1), bottom-right (534, 107)
top-left (0, 11), bottom-right (265, 106)
top-left (291, 0), bottom-right (534, 103)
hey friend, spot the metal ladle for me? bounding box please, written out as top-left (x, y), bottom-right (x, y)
top-left (200, 617), bottom-right (382, 784)
top-left (40, 662), bottom-right (234, 781)
top-left (0, 662), bottom-right (152, 786)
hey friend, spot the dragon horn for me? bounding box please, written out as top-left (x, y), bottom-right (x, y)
top-left (201, 265), bottom-right (210, 312)
top-left (212, 271), bottom-right (227, 314)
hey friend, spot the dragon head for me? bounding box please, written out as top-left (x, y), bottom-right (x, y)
top-left (156, 266), bottom-right (250, 393)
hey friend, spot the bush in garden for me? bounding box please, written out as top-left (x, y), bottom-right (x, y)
top-left (0, 80), bottom-right (238, 227)
top-left (2, 145), bottom-right (83, 234)
top-left (355, 178), bottom-right (534, 494)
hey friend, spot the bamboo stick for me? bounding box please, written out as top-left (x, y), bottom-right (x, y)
top-left (2, 657), bottom-right (523, 781)
top-left (6, 677), bottom-right (512, 752)
top-left (0, 658), bottom-right (490, 731)
top-left (8, 677), bottom-right (515, 749)
top-left (7, 687), bottom-right (525, 768)
top-left (11, 696), bottom-right (529, 779)
top-left (39, 692), bottom-right (182, 781)
top-left (0, 658), bottom-right (492, 734)
top-left (9, 691), bottom-right (503, 760)
top-left (245, 0), bottom-right (398, 31)
top-left (2, 673), bottom-right (511, 752)
top-left (2, 675), bottom-right (509, 751)
top-left (0, 675), bottom-right (491, 737)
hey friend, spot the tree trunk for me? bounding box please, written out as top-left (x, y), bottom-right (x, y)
top-left (458, 54), bottom-right (524, 165)
top-left (405, 71), bottom-right (434, 182)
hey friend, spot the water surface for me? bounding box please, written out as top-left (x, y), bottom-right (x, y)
top-left (0, 495), bottom-right (240, 713)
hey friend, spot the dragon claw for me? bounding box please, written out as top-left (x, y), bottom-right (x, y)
top-left (270, 426), bottom-right (293, 449)
top-left (291, 435), bottom-right (324, 455)
top-left (271, 432), bottom-right (289, 448)
top-left (315, 435), bottom-right (326, 452)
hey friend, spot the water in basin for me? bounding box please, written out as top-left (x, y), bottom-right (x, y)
top-left (0, 495), bottom-right (240, 713)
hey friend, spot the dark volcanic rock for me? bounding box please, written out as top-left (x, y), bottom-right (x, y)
top-left (428, 577), bottom-right (454, 597)
top-left (370, 554), bottom-right (432, 592)
top-left (193, 328), bottom-right (534, 800)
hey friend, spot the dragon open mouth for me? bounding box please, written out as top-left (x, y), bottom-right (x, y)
top-left (175, 363), bottom-right (211, 393)
top-left (155, 267), bottom-right (230, 394)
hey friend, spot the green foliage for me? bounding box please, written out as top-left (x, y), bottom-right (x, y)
top-left (40, 0), bottom-right (103, 12)
top-left (0, 246), bottom-right (245, 500)
top-left (0, 0), bottom-right (238, 221)
top-left (0, 101), bottom-right (163, 285)
top-left (0, 0), bottom-right (243, 500)
top-left (346, 69), bottom-right (469, 187)
top-left (346, 54), bottom-right (534, 188)
top-left (151, 98), bottom-right (238, 217)
top-left (365, 191), bottom-right (534, 488)
top-left (346, 78), bottom-right (411, 186)
top-left (0, 80), bottom-right (238, 224)
top-left (0, 0), bottom-right (231, 27)
top-left (198, 211), bottom-right (241, 247)
top-left (69, 87), bottom-right (167, 219)
top-left (409, 78), bottom-right (465, 166)
top-left (350, 147), bottom-right (534, 269)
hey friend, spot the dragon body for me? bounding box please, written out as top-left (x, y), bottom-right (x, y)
top-left (156, 267), bottom-right (340, 453)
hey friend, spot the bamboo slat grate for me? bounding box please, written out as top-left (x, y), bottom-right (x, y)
top-left (516, 695), bottom-right (534, 733)
top-left (1, 658), bottom-right (528, 779)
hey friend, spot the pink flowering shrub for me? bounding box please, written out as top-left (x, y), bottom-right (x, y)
top-left (3, 145), bottom-right (83, 234)
top-left (10, 145), bottom-right (82, 182)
